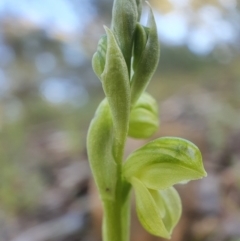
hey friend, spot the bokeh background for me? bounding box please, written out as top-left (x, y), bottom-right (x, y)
top-left (0, 0), bottom-right (240, 240)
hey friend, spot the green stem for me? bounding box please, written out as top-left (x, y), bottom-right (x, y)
top-left (103, 165), bottom-right (131, 241)
top-left (121, 180), bottom-right (132, 241)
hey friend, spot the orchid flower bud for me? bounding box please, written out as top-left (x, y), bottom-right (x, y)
top-left (131, 5), bottom-right (160, 105)
top-left (92, 35), bottom-right (107, 80)
top-left (128, 92), bottom-right (159, 139)
top-left (111, 0), bottom-right (138, 73)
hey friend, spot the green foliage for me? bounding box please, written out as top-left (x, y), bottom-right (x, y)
top-left (0, 122), bottom-right (44, 214)
top-left (0, 99), bottom-right (88, 215)
top-left (0, 162), bottom-right (43, 214)
top-left (88, 0), bottom-right (207, 240)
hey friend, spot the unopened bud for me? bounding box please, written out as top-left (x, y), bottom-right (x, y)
top-left (111, 0), bottom-right (138, 72)
top-left (131, 5), bottom-right (160, 105)
top-left (92, 35), bottom-right (107, 80)
top-left (128, 92), bottom-right (159, 139)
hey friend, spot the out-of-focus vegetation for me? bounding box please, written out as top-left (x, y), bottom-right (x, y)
top-left (0, 0), bottom-right (240, 241)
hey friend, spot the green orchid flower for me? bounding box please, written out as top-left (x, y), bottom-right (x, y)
top-left (123, 137), bottom-right (207, 238)
top-left (87, 1), bottom-right (207, 240)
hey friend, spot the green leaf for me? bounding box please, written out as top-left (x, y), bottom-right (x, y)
top-left (111, 0), bottom-right (138, 72)
top-left (128, 92), bottom-right (159, 139)
top-left (101, 27), bottom-right (131, 161)
top-left (149, 187), bottom-right (182, 234)
top-left (123, 137), bottom-right (207, 189)
top-left (131, 177), bottom-right (170, 239)
top-left (87, 99), bottom-right (117, 200)
top-left (92, 35), bottom-right (107, 80)
top-left (131, 5), bottom-right (160, 105)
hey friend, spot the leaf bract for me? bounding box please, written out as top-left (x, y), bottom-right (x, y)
top-left (87, 99), bottom-right (117, 200)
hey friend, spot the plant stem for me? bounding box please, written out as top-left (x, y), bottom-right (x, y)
top-left (103, 164), bottom-right (131, 241)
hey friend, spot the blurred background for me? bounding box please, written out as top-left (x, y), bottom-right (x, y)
top-left (0, 0), bottom-right (240, 240)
